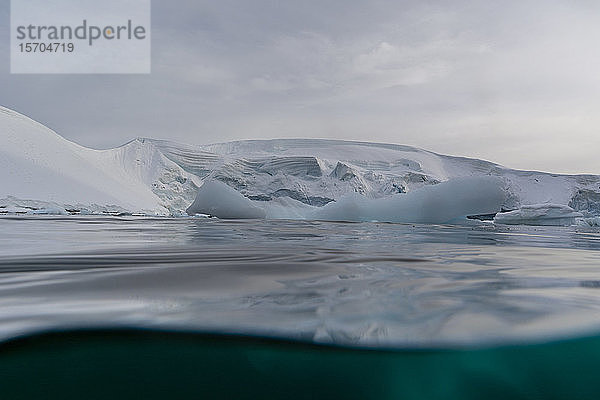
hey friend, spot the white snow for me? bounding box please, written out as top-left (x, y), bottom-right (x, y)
top-left (1, 106), bottom-right (599, 221)
top-left (494, 204), bottom-right (583, 226)
top-left (0, 107), bottom-right (197, 215)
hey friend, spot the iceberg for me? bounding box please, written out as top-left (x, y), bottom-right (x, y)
top-left (493, 204), bottom-right (583, 226)
top-left (312, 176), bottom-right (505, 223)
top-left (187, 177), bottom-right (505, 224)
top-left (186, 180), bottom-right (266, 219)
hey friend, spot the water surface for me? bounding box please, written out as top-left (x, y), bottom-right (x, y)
top-left (1, 215), bottom-right (600, 347)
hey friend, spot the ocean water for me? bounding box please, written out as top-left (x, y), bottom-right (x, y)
top-left (1, 215), bottom-right (600, 345)
top-left (2, 215), bottom-right (600, 398)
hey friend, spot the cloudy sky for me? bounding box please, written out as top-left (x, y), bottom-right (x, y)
top-left (1, 0), bottom-right (599, 173)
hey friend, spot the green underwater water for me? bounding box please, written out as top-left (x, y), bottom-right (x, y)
top-left (1, 329), bottom-right (599, 400)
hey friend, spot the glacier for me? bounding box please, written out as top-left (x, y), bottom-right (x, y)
top-left (1, 106), bottom-right (599, 225)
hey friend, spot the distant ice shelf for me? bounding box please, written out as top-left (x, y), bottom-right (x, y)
top-left (1, 105), bottom-right (599, 225)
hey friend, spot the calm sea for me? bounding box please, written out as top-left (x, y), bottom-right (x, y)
top-left (1, 215), bottom-right (599, 347)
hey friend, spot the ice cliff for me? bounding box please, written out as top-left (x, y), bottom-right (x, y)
top-left (1, 106), bottom-right (599, 224)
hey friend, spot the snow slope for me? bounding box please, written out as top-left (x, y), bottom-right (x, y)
top-left (0, 107), bottom-right (198, 215)
top-left (1, 106), bottom-right (599, 220)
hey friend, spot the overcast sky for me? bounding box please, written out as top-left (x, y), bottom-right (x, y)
top-left (1, 0), bottom-right (599, 173)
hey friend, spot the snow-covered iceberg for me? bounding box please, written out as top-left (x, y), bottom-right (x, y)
top-left (494, 204), bottom-right (583, 226)
top-left (1, 106), bottom-right (599, 222)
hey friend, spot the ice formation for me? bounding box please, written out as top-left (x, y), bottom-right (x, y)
top-left (494, 204), bottom-right (584, 226)
top-left (1, 106), bottom-right (599, 223)
top-left (186, 180), bottom-right (266, 219)
top-left (578, 217), bottom-right (600, 227)
top-left (311, 177), bottom-right (505, 223)
top-left (0, 107), bottom-right (198, 215)
top-left (187, 177), bottom-right (505, 224)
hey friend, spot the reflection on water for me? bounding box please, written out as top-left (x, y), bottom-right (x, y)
top-left (0, 216), bottom-right (600, 347)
